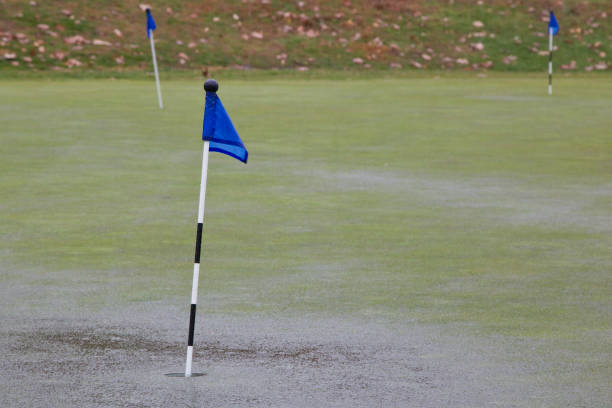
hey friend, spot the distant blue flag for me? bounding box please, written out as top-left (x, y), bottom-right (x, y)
top-left (548, 11), bottom-right (559, 35)
top-left (146, 9), bottom-right (156, 38)
top-left (202, 92), bottom-right (248, 163)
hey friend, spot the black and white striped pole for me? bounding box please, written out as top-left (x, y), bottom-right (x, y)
top-left (548, 25), bottom-right (553, 95)
top-left (184, 141), bottom-right (208, 377)
top-left (167, 78), bottom-right (247, 378)
top-left (182, 80), bottom-right (218, 377)
top-left (547, 10), bottom-right (560, 96)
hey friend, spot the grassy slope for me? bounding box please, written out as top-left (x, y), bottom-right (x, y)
top-left (1, 76), bottom-right (611, 397)
top-left (0, 0), bottom-right (611, 73)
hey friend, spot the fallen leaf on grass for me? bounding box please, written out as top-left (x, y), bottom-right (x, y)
top-left (64, 35), bottom-right (89, 45)
top-left (93, 39), bottom-right (111, 46)
top-left (503, 55), bottom-right (517, 64)
top-left (66, 58), bottom-right (82, 67)
top-left (470, 42), bottom-right (484, 51)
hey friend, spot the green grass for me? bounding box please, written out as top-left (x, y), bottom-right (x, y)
top-left (1, 76), bottom-right (611, 354)
top-left (1, 0), bottom-right (610, 72)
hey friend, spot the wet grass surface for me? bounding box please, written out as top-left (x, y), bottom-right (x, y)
top-left (1, 75), bottom-right (611, 406)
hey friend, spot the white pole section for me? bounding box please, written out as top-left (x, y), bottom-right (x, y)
top-left (185, 141), bottom-right (210, 377)
top-left (548, 27), bottom-right (553, 96)
top-left (149, 30), bottom-right (163, 109)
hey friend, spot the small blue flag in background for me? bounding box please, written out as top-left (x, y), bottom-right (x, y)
top-left (146, 9), bottom-right (156, 38)
top-left (548, 11), bottom-right (559, 35)
top-left (202, 91), bottom-right (248, 163)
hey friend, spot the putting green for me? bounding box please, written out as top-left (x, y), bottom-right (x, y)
top-left (1, 75), bottom-right (611, 398)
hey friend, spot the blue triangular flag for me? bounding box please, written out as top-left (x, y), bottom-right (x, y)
top-left (146, 9), bottom-right (156, 38)
top-left (548, 11), bottom-right (559, 36)
top-left (202, 91), bottom-right (248, 163)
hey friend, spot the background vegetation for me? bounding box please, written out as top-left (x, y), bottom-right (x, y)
top-left (1, 0), bottom-right (610, 74)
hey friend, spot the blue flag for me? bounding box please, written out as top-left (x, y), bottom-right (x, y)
top-left (548, 11), bottom-right (559, 36)
top-left (146, 9), bottom-right (156, 38)
top-left (202, 91), bottom-right (248, 163)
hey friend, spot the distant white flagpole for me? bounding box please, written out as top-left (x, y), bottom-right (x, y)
top-left (185, 140), bottom-right (210, 377)
top-left (548, 27), bottom-right (553, 95)
top-left (149, 29), bottom-right (163, 109)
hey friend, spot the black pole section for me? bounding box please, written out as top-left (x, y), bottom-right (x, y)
top-left (549, 44), bottom-right (553, 89)
top-left (187, 223), bottom-right (202, 348)
top-left (194, 223), bottom-right (203, 263)
top-left (187, 304), bottom-right (197, 346)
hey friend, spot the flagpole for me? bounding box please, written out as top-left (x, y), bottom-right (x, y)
top-left (185, 139), bottom-right (210, 377)
top-left (184, 81), bottom-right (218, 377)
top-left (548, 26), bottom-right (553, 95)
top-left (164, 79), bottom-right (245, 379)
top-left (149, 29), bottom-right (163, 109)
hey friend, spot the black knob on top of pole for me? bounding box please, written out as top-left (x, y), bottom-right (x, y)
top-left (204, 79), bottom-right (219, 93)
